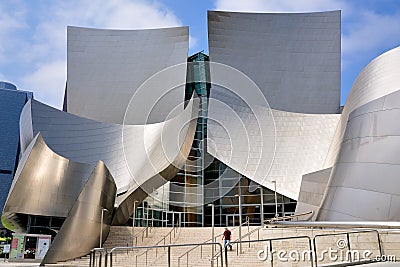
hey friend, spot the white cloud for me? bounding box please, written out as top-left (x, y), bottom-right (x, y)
top-left (4, 0), bottom-right (184, 108)
top-left (0, 1), bottom-right (27, 63)
top-left (342, 11), bottom-right (400, 56)
top-left (215, 0), bottom-right (349, 13)
top-left (21, 60), bottom-right (66, 108)
top-left (189, 35), bottom-right (198, 50)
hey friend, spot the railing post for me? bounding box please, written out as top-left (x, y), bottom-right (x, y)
top-left (201, 244), bottom-right (202, 257)
top-left (109, 252), bottom-right (113, 267)
top-left (313, 237), bottom-right (318, 267)
top-left (104, 252), bottom-right (107, 267)
top-left (168, 246), bottom-right (171, 267)
top-left (346, 233), bottom-right (352, 262)
top-left (308, 238), bottom-right (313, 267)
top-left (269, 239), bottom-right (273, 267)
top-left (219, 244), bottom-right (223, 267)
top-left (89, 251), bottom-right (92, 267)
top-left (135, 255), bottom-right (138, 267)
top-left (99, 253), bottom-right (102, 267)
top-left (146, 250), bottom-right (148, 265)
top-left (376, 231), bottom-right (383, 257)
top-left (225, 245), bottom-right (228, 267)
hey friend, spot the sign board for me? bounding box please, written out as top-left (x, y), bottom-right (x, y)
top-left (10, 235), bottom-right (24, 259)
top-left (36, 236), bottom-right (51, 259)
top-left (3, 244), bottom-right (10, 253)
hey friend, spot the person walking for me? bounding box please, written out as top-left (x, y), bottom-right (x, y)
top-left (222, 227), bottom-right (233, 251)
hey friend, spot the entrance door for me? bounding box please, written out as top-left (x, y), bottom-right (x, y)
top-left (226, 214), bottom-right (239, 227)
top-left (166, 211), bottom-right (181, 227)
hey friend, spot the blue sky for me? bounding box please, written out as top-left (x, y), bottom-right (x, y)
top-left (0, 0), bottom-right (399, 108)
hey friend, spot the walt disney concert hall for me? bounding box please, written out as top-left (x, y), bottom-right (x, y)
top-left (2, 10), bottom-right (400, 264)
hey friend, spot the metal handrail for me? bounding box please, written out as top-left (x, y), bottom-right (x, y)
top-left (133, 226), bottom-right (178, 266)
top-left (313, 229), bottom-right (382, 267)
top-left (89, 225), bottom-right (152, 266)
top-left (209, 218), bottom-right (252, 263)
top-left (265, 210), bottom-right (314, 223)
top-left (223, 235), bottom-right (313, 267)
top-left (177, 217), bottom-right (250, 266)
top-left (107, 242), bottom-right (223, 267)
top-left (89, 248), bottom-right (108, 267)
top-left (131, 224), bottom-right (153, 246)
top-left (267, 220), bottom-right (400, 228)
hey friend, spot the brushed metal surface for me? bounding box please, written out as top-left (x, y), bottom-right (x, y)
top-left (112, 96), bottom-right (199, 225)
top-left (295, 167), bottom-right (333, 221)
top-left (2, 133), bottom-right (116, 263)
top-left (66, 26), bottom-right (189, 124)
top-left (206, 64), bottom-right (340, 200)
top-left (207, 11), bottom-right (341, 200)
top-left (1, 133), bottom-right (94, 231)
top-left (324, 46), bottom-right (400, 167)
top-left (318, 89), bottom-right (400, 221)
top-left (42, 161), bottom-right (116, 264)
top-left (20, 95), bottom-right (198, 196)
top-left (208, 10), bottom-right (341, 114)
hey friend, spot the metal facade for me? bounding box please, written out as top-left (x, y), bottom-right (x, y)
top-left (65, 26), bottom-right (189, 124)
top-left (0, 86), bottom-right (32, 227)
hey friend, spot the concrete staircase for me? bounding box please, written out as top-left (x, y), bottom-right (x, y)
top-left (106, 226), bottom-right (258, 267)
top-left (214, 228), bottom-right (400, 267)
top-left (45, 226), bottom-right (160, 267)
top-left (44, 226), bottom-right (400, 267)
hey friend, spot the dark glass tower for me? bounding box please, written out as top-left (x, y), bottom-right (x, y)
top-left (0, 82), bottom-right (32, 228)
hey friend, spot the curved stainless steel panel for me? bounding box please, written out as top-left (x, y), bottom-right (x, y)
top-left (207, 11), bottom-right (341, 200)
top-left (2, 133), bottom-right (116, 263)
top-left (66, 26), bottom-right (189, 124)
top-left (206, 64), bottom-right (340, 200)
top-left (112, 96), bottom-right (199, 225)
top-left (21, 91), bottom-right (198, 194)
top-left (324, 46), bottom-right (400, 167)
top-left (22, 99), bottom-right (130, 193)
top-left (208, 10), bottom-right (341, 114)
top-left (318, 90), bottom-right (400, 221)
top-left (1, 133), bottom-right (94, 231)
top-left (42, 161), bottom-right (116, 264)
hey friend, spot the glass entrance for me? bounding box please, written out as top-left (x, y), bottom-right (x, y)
top-left (226, 214), bottom-right (239, 227)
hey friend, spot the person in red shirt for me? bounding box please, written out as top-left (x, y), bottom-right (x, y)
top-left (222, 227), bottom-right (233, 251)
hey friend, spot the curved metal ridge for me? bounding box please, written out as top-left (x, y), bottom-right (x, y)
top-left (112, 96), bottom-right (200, 225)
top-left (318, 89), bottom-right (400, 221)
top-left (267, 221), bottom-right (400, 229)
top-left (2, 93), bottom-right (199, 262)
top-left (1, 133), bottom-right (117, 264)
top-left (207, 10), bottom-right (342, 200)
top-left (1, 133), bottom-right (97, 231)
top-left (42, 161), bottom-right (116, 264)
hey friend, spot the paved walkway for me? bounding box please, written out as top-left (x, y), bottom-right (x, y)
top-left (362, 263), bottom-right (400, 267)
top-left (0, 261), bottom-right (40, 266)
